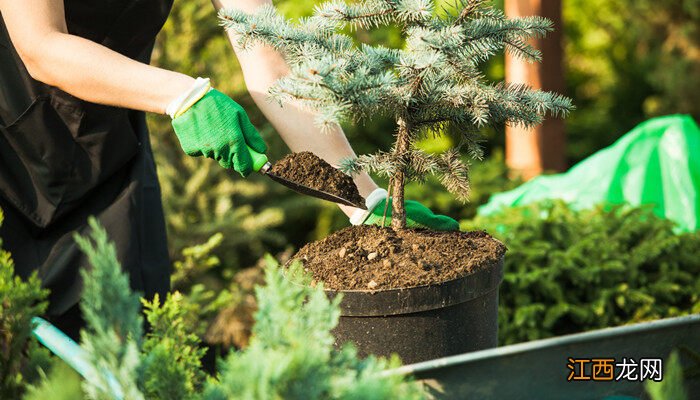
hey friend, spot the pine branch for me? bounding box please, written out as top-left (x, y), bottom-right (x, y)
top-left (453, 0), bottom-right (489, 25)
top-left (437, 149), bottom-right (471, 201)
top-left (338, 151), bottom-right (399, 179)
top-left (405, 149), bottom-right (440, 182)
top-left (482, 82), bottom-right (573, 128)
top-left (315, 0), bottom-right (395, 29)
top-left (206, 258), bottom-right (425, 399)
top-left (270, 59), bottom-right (398, 127)
top-left (219, 5), bottom-right (352, 62)
top-left (315, 0), bottom-right (434, 29)
top-left (503, 37), bottom-right (542, 62)
top-left (401, 148), bottom-right (471, 200)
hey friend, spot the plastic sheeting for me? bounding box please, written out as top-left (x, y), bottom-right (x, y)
top-left (478, 115), bottom-right (700, 232)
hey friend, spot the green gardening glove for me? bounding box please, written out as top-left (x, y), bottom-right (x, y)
top-left (352, 189), bottom-right (460, 231)
top-left (171, 88), bottom-right (267, 177)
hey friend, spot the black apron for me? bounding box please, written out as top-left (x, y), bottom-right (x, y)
top-left (0, 0), bottom-right (174, 317)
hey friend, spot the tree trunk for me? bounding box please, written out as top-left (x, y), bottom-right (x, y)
top-left (505, 0), bottom-right (566, 180)
top-left (391, 117), bottom-right (411, 230)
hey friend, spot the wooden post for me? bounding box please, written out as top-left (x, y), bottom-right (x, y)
top-left (505, 0), bottom-right (566, 180)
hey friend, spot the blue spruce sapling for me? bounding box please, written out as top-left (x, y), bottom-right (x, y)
top-left (220, 0), bottom-right (572, 229)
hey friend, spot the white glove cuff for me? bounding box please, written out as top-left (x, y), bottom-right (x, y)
top-left (166, 77), bottom-right (212, 119)
top-left (349, 188), bottom-right (388, 225)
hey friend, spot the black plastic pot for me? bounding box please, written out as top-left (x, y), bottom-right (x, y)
top-left (327, 256), bottom-right (504, 364)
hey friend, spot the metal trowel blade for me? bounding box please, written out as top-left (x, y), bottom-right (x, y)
top-left (262, 167), bottom-right (367, 210)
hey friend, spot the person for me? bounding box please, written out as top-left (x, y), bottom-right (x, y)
top-left (0, 0), bottom-right (458, 338)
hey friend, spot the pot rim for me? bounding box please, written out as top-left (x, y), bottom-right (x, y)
top-left (326, 255), bottom-right (504, 317)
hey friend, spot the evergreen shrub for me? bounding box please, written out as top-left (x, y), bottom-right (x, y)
top-left (0, 209), bottom-right (49, 399)
top-left (465, 201), bottom-right (700, 345)
top-left (26, 220), bottom-right (425, 399)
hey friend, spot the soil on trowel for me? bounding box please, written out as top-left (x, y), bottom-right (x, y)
top-left (292, 225), bottom-right (506, 291)
top-left (269, 151), bottom-right (365, 207)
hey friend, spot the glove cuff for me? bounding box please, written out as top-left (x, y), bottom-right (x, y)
top-left (166, 77), bottom-right (212, 119)
top-left (349, 188), bottom-right (387, 225)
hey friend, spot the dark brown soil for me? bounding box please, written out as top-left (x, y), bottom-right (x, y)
top-left (292, 225), bottom-right (506, 291)
top-left (269, 151), bottom-right (364, 207)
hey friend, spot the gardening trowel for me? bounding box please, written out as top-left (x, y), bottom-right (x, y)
top-left (246, 146), bottom-right (367, 210)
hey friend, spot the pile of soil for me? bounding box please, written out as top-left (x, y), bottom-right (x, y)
top-left (292, 225), bottom-right (506, 291)
top-left (269, 151), bottom-right (365, 207)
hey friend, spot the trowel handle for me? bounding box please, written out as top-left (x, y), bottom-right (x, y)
top-left (31, 317), bottom-right (92, 379)
top-left (31, 317), bottom-right (124, 399)
top-left (247, 146), bottom-right (269, 173)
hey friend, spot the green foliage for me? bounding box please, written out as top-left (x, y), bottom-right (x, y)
top-left (32, 221), bottom-right (423, 399)
top-left (0, 209), bottom-right (49, 399)
top-left (406, 149), bottom-right (519, 221)
top-left (645, 351), bottom-right (688, 400)
top-left (170, 233), bottom-right (235, 339)
top-left (73, 222), bottom-right (213, 399)
top-left (203, 257), bottom-right (425, 400)
top-left (465, 201), bottom-right (700, 345)
top-left (221, 0), bottom-right (572, 206)
top-left (139, 293), bottom-right (206, 400)
top-left (563, 0), bottom-right (700, 161)
top-left (74, 219), bottom-right (144, 400)
top-left (23, 362), bottom-right (84, 400)
top-left (172, 233), bottom-right (224, 285)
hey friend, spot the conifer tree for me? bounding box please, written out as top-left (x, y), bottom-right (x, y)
top-left (220, 0), bottom-right (573, 229)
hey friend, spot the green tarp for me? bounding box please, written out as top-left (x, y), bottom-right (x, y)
top-left (479, 115), bottom-right (700, 232)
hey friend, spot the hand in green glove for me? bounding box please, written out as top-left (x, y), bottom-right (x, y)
top-left (352, 189), bottom-right (459, 231)
top-left (171, 88), bottom-right (267, 177)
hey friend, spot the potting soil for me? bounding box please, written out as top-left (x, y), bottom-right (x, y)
top-left (293, 225), bottom-right (506, 291)
top-left (269, 151), bottom-right (365, 207)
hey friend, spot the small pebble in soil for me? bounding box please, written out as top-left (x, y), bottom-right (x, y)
top-left (367, 280), bottom-right (378, 289)
top-left (367, 252), bottom-right (378, 261)
top-left (338, 248), bottom-right (347, 258)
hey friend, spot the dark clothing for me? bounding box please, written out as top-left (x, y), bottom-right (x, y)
top-left (0, 0), bottom-right (174, 317)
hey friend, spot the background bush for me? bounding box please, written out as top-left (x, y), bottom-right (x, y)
top-left (465, 201), bottom-right (700, 345)
top-left (0, 211), bottom-right (50, 399)
top-left (563, 0), bottom-right (700, 162)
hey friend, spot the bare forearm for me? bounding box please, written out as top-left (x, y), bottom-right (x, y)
top-left (1, 0), bottom-right (193, 114)
top-left (28, 32), bottom-right (193, 113)
top-left (212, 0), bottom-right (379, 213)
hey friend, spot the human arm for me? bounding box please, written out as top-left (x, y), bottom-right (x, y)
top-left (0, 0), bottom-right (268, 176)
top-left (211, 0), bottom-right (459, 230)
top-left (211, 0), bottom-right (380, 217)
top-left (0, 0), bottom-right (194, 114)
